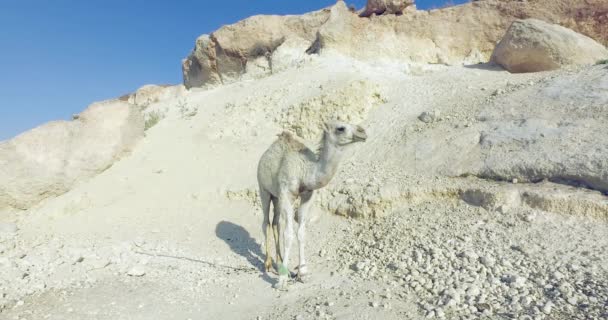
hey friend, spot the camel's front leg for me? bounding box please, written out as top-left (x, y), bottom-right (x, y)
top-left (296, 191), bottom-right (313, 282)
top-left (259, 188), bottom-right (273, 273)
top-left (274, 193), bottom-right (295, 290)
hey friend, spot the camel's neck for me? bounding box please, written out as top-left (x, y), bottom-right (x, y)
top-left (305, 132), bottom-right (343, 190)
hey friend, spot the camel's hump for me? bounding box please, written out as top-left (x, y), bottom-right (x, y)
top-left (277, 130), bottom-right (308, 151)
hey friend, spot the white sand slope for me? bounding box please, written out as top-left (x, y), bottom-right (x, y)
top-left (1, 54), bottom-right (607, 319)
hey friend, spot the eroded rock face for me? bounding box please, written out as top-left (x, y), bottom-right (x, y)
top-left (491, 19), bottom-right (608, 73)
top-left (182, 10), bottom-right (330, 88)
top-left (359, 0), bottom-right (415, 17)
top-left (127, 84), bottom-right (186, 108)
top-left (0, 100), bottom-right (144, 210)
top-left (474, 65), bottom-right (608, 192)
top-left (183, 0), bottom-right (608, 89)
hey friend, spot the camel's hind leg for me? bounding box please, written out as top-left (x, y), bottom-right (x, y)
top-left (271, 196), bottom-right (283, 265)
top-left (259, 187), bottom-right (273, 273)
top-left (274, 193), bottom-right (295, 290)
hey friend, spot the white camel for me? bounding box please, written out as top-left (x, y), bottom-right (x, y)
top-left (257, 120), bottom-right (367, 290)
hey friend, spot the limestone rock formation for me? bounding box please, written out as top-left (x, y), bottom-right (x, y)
top-left (127, 84), bottom-right (186, 108)
top-left (182, 10), bottom-right (330, 88)
top-left (491, 19), bottom-right (608, 73)
top-left (0, 100), bottom-right (144, 210)
top-left (183, 0), bottom-right (608, 89)
top-left (311, 1), bottom-right (506, 65)
top-left (474, 65), bottom-right (608, 192)
top-left (359, 0), bottom-right (415, 17)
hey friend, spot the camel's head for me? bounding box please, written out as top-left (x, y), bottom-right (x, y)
top-left (323, 121), bottom-right (367, 146)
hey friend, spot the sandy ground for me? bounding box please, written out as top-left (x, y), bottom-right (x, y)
top-left (1, 56), bottom-right (607, 320)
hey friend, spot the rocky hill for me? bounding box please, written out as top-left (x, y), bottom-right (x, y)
top-left (1, 1), bottom-right (607, 319)
top-left (182, 0), bottom-right (608, 88)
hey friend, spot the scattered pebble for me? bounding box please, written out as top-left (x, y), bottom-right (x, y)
top-left (127, 265), bottom-right (146, 277)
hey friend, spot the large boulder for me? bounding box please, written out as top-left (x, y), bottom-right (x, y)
top-left (491, 19), bottom-right (608, 73)
top-left (311, 1), bottom-right (506, 65)
top-left (359, 0), bottom-right (415, 17)
top-left (0, 100), bottom-right (144, 210)
top-left (182, 10), bottom-right (330, 88)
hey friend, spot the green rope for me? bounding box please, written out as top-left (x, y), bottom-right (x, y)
top-left (278, 264), bottom-right (289, 276)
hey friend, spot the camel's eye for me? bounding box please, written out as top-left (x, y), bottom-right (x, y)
top-left (336, 126), bottom-right (345, 133)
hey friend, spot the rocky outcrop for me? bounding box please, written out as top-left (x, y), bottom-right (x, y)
top-left (474, 65), bottom-right (608, 192)
top-left (182, 10), bottom-right (330, 88)
top-left (359, 0), bottom-right (415, 17)
top-left (126, 84), bottom-right (186, 108)
top-left (311, 1), bottom-right (507, 64)
top-left (183, 0), bottom-right (608, 89)
top-left (0, 100), bottom-right (144, 210)
top-left (491, 19), bottom-right (608, 73)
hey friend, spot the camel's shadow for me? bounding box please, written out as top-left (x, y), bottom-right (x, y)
top-left (215, 220), bottom-right (275, 285)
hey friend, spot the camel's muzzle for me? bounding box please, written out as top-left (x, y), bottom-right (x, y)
top-left (354, 125), bottom-right (367, 142)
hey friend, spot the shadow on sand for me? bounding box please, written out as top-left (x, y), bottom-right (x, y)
top-left (215, 220), bottom-right (275, 285)
top-left (463, 62), bottom-right (505, 71)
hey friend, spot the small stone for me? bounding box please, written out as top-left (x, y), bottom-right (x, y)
top-left (370, 301), bottom-right (379, 308)
top-left (480, 256), bottom-right (495, 267)
top-left (502, 274), bottom-right (526, 288)
top-left (435, 308), bottom-right (445, 318)
top-left (512, 178), bottom-right (518, 184)
top-left (15, 300), bottom-right (24, 307)
top-left (567, 296), bottom-right (578, 305)
top-left (558, 282), bottom-right (573, 296)
top-left (567, 263), bottom-right (580, 272)
top-left (476, 303), bottom-right (491, 312)
top-left (511, 245), bottom-right (528, 255)
top-left (541, 302), bottom-right (553, 314)
top-left (497, 205), bottom-right (511, 214)
top-left (491, 89), bottom-right (504, 96)
top-left (459, 250), bottom-right (478, 260)
top-left (295, 315), bottom-right (304, 320)
top-left (466, 286), bottom-right (481, 297)
top-left (418, 110), bottom-right (440, 123)
top-left (127, 265), bottom-right (146, 277)
top-left (520, 296), bottom-right (533, 306)
top-left (354, 261), bottom-right (366, 272)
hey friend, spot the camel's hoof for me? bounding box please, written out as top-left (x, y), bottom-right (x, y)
top-left (264, 260), bottom-right (272, 273)
top-left (296, 272), bottom-right (312, 283)
top-left (296, 265), bottom-right (310, 283)
top-left (273, 276), bottom-right (289, 291)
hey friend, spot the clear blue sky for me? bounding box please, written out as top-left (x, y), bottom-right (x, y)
top-left (0, 0), bottom-right (466, 141)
